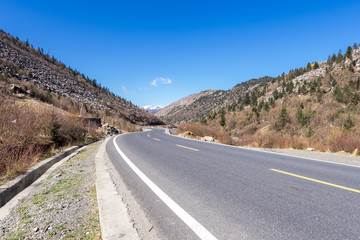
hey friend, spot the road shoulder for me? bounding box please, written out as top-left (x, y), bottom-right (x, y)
top-left (103, 135), bottom-right (162, 240)
top-left (0, 141), bottom-right (101, 239)
top-left (95, 137), bottom-right (140, 240)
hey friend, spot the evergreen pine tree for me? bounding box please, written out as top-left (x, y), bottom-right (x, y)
top-left (250, 92), bottom-right (258, 106)
top-left (349, 64), bottom-right (354, 72)
top-left (264, 102), bottom-right (270, 111)
top-left (306, 62), bottom-right (312, 71)
top-left (317, 86), bottom-right (323, 102)
top-left (269, 97), bottom-right (275, 107)
top-left (333, 86), bottom-right (343, 103)
top-left (343, 114), bottom-right (355, 131)
top-left (220, 111), bottom-right (226, 127)
top-left (313, 61), bottom-right (319, 69)
top-left (244, 92), bottom-right (250, 105)
top-left (306, 126), bottom-right (313, 138)
top-left (331, 54), bottom-right (337, 62)
top-left (345, 46), bottom-right (353, 59)
top-left (327, 55), bottom-right (333, 66)
top-left (273, 89), bottom-right (279, 100)
top-left (49, 111), bottom-right (61, 146)
top-left (353, 94), bottom-right (359, 106)
top-left (336, 50), bottom-right (343, 63)
top-left (331, 78), bottom-right (337, 87)
top-left (276, 106), bottom-right (291, 130)
top-left (296, 105), bottom-right (304, 125)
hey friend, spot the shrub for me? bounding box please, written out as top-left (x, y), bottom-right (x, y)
top-left (0, 103), bottom-right (48, 177)
top-left (329, 135), bottom-right (360, 154)
top-left (0, 102), bottom-right (98, 179)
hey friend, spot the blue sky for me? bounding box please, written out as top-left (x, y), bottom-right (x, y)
top-left (1, 1), bottom-right (360, 107)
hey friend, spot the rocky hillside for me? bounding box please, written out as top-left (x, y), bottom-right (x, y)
top-left (158, 46), bottom-right (360, 125)
top-left (156, 89), bottom-right (218, 122)
top-left (0, 30), bottom-right (164, 125)
top-left (156, 77), bottom-right (273, 123)
top-left (175, 44), bottom-right (360, 153)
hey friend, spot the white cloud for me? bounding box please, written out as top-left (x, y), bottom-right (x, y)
top-left (121, 85), bottom-right (128, 93)
top-left (150, 77), bottom-right (172, 86)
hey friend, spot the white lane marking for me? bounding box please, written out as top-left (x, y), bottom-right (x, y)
top-left (113, 136), bottom-right (218, 240)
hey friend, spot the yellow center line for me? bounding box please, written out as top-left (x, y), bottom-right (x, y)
top-left (270, 168), bottom-right (360, 194)
top-left (176, 144), bottom-right (199, 151)
top-left (153, 138), bottom-right (160, 141)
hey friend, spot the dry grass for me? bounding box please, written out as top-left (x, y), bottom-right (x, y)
top-left (329, 134), bottom-right (360, 154)
top-left (176, 122), bottom-right (232, 145)
top-left (0, 102), bottom-right (46, 178)
top-left (0, 100), bottom-right (100, 180)
top-left (176, 119), bottom-right (359, 155)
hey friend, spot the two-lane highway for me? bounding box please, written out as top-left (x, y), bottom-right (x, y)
top-left (106, 128), bottom-right (360, 239)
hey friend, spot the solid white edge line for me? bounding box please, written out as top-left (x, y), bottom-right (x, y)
top-left (113, 136), bottom-right (218, 240)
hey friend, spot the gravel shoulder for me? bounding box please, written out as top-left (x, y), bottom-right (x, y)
top-left (0, 142), bottom-right (102, 240)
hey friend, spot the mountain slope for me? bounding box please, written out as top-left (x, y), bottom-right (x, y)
top-left (155, 89), bottom-right (219, 122)
top-left (173, 44), bottom-right (360, 153)
top-left (0, 30), bottom-right (164, 126)
top-left (156, 77), bottom-right (273, 123)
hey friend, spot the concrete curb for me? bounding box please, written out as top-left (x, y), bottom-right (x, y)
top-left (95, 137), bottom-right (140, 240)
top-left (0, 141), bottom-right (97, 208)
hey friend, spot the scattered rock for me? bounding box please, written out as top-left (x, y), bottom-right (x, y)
top-left (352, 148), bottom-right (358, 157)
top-left (100, 123), bottom-right (121, 136)
top-left (183, 131), bottom-right (194, 137)
top-left (202, 136), bottom-right (215, 142)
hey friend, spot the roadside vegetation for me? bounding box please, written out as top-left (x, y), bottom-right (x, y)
top-left (0, 99), bottom-right (99, 182)
top-left (176, 44), bottom-right (360, 156)
top-left (0, 76), bottom-right (140, 183)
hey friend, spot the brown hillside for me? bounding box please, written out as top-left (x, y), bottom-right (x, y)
top-left (175, 45), bottom-right (360, 154)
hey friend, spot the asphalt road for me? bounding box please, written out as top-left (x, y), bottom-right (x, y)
top-left (106, 128), bottom-right (360, 240)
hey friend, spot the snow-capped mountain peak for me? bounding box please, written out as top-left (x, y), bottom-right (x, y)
top-left (142, 105), bottom-right (164, 114)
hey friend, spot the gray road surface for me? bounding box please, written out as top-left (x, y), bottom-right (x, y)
top-left (106, 129), bottom-right (360, 240)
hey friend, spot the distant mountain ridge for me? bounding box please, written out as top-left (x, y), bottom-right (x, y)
top-left (142, 105), bottom-right (163, 114)
top-left (155, 77), bottom-right (273, 123)
top-left (0, 30), bottom-right (164, 125)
